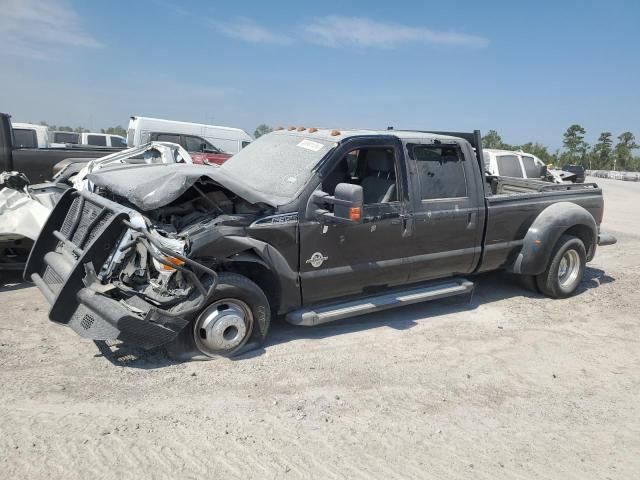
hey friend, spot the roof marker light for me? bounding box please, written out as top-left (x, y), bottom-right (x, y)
top-left (297, 126), bottom-right (305, 131)
top-left (276, 126), bottom-right (284, 130)
top-left (330, 129), bottom-right (341, 136)
top-left (308, 128), bottom-right (318, 133)
top-left (288, 126), bottom-right (296, 131)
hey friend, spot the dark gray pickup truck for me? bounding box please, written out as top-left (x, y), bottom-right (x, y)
top-left (0, 113), bottom-right (121, 184)
top-left (25, 128), bottom-right (616, 358)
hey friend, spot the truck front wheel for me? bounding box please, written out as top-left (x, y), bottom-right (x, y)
top-left (193, 273), bottom-right (271, 358)
top-left (535, 235), bottom-right (586, 299)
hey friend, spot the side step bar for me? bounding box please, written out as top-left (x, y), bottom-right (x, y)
top-left (286, 278), bottom-right (474, 326)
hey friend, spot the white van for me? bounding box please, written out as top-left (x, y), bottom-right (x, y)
top-left (127, 116), bottom-right (253, 154)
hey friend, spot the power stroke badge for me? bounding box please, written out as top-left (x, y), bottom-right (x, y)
top-left (306, 252), bottom-right (328, 268)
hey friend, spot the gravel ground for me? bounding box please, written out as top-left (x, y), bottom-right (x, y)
top-left (1, 177), bottom-right (638, 479)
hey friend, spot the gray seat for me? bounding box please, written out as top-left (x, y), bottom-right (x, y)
top-left (361, 149), bottom-right (396, 203)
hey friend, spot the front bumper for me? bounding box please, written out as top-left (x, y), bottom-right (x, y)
top-left (25, 189), bottom-right (214, 349)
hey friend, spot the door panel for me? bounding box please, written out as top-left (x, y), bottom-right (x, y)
top-left (298, 138), bottom-right (413, 306)
top-left (404, 142), bottom-right (484, 282)
top-left (299, 209), bottom-right (410, 305)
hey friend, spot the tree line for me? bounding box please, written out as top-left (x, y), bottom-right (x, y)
top-left (483, 125), bottom-right (640, 171)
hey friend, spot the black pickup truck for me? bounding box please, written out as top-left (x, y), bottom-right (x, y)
top-left (0, 113), bottom-right (121, 183)
top-left (25, 128), bottom-right (616, 358)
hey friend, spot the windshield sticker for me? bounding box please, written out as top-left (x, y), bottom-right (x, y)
top-left (297, 139), bottom-right (324, 152)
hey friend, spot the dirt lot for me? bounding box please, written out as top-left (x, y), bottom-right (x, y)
top-left (1, 177), bottom-right (638, 479)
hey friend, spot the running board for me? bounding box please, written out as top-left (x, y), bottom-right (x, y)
top-left (286, 278), bottom-right (474, 326)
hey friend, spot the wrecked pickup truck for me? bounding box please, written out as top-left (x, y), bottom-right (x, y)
top-left (25, 128), bottom-right (616, 358)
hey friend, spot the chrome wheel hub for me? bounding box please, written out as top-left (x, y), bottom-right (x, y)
top-left (194, 299), bottom-right (253, 357)
top-left (558, 249), bottom-right (580, 289)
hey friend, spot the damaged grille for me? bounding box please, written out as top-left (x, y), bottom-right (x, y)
top-left (59, 197), bottom-right (115, 251)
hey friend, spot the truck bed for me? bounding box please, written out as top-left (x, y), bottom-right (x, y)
top-left (480, 176), bottom-right (603, 272)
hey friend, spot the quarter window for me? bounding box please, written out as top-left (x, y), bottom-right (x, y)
top-left (496, 155), bottom-right (523, 178)
top-left (521, 155), bottom-right (541, 178)
top-left (411, 145), bottom-right (468, 200)
top-left (110, 136), bottom-right (127, 148)
top-left (13, 129), bottom-right (38, 148)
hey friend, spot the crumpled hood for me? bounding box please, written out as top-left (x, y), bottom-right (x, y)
top-left (87, 163), bottom-right (288, 211)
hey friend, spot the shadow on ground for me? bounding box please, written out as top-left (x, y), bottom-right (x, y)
top-left (97, 268), bottom-right (615, 369)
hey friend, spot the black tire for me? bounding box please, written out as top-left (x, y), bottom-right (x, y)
top-left (193, 273), bottom-right (271, 358)
top-left (535, 235), bottom-right (586, 299)
top-left (514, 274), bottom-right (540, 293)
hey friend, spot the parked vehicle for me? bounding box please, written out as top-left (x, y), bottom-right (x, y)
top-left (0, 172), bottom-right (66, 270)
top-left (562, 164), bottom-right (586, 183)
top-left (25, 128), bottom-right (616, 359)
top-left (483, 149), bottom-right (575, 183)
top-left (0, 143), bottom-right (193, 270)
top-left (0, 113), bottom-right (122, 183)
top-left (127, 116), bottom-right (252, 158)
top-left (12, 122), bottom-right (50, 148)
top-left (146, 132), bottom-right (231, 165)
top-left (78, 132), bottom-right (128, 148)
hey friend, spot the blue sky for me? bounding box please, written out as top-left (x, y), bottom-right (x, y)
top-left (0, 0), bottom-right (638, 149)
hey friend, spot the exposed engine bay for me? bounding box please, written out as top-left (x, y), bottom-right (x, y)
top-left (94, 177), bottom-right (269, 313)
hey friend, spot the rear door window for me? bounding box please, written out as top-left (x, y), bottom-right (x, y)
top-left (153, 133), bottom-right (181, 144)
top-left (496, 155), bottom-right (523, 178)
top-left (521, 155), bottom-right (540, 178)
top-left (87, 134), bottom-right (107, 146)
top-left (13, 129), bottom-right (38, 148)
top-left (184, 135), bottom-right (220, 153)
top-left (410, 145), bottom-right (468, 200)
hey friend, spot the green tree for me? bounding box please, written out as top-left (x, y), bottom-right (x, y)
top-left (73, 126), bottom-right (89, 133)
top-left (57, 126), bottom-right (74, 132)
top-left (591, 132), bottom-right (613, 169)
top-left (254, 124), bottom-right (273, 139)
top-left (482, 130), bottom-right (503, 149)
top-left (561, 124), bottom-right (588, 166)
top-left (614, 132), bottom-right (639, 171)
top-left (101, 126), bottom-right (126, 137)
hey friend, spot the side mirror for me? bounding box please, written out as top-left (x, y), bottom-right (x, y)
top-left (311, 183), bottom-right (363, 224)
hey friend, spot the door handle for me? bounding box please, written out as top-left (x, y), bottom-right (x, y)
top-left (466, 211), bottom-right (477, 229)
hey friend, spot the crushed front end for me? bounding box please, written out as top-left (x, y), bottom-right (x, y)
top-left (24, 189), bottom-right (218, 349)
